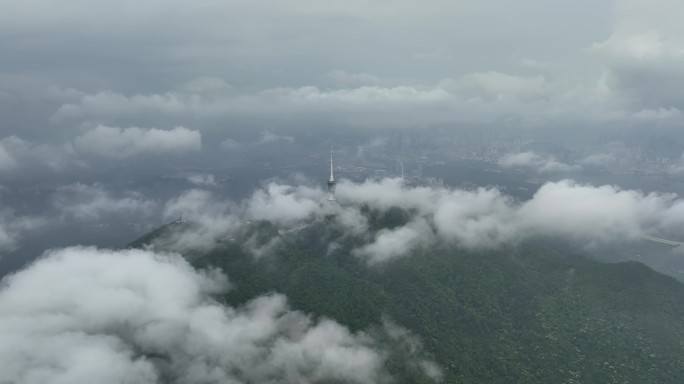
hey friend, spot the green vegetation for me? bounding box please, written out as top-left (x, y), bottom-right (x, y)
top-left (126, 223), bottom-right (174, 249)
top-left (131, 211), bottom-right (684, 383)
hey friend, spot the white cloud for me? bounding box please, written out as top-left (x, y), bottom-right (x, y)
top-left (381, 319), bottom-right (443, 382)
top-left (580, 153), bottom-right (619, 167)
top-left (440, 72), bottom-right (549, 101)
top-left (594, 30), bottom-right (684, 61)
top-left (0, 246), bottom-right (387, 384)
top-left (52, 91), bottom-right (197, 122)
top-left (244, 183), bottom-right (322, 222)
top-left (186, 174), bottom-right (217, 187)
top-left (156, 177), bottom-right (374, 255)
top-left (156, 181), bottom-right (362, 254)
top-left (73, 126), bottom-right (201, 159)
top-left (221, 138), bottom-right (241, 150)
top-left (50, 84), bottom-right (451, 127)
top-left (268, 85), bottom-right (451, 105)
top-left (516, 181), bottom-right (666, 243)
top-left (257, 130), bottom-right (294, 144)
top-left (158, 189), bottom-right (240, 252)
top-left (48, 73), bottom-right (625, 133)
top-left (149, 177), bottom-right (684, 264)
top-left (499, 152), bottom-right (580, 173)
top-left (336, 178), bottom-right (684, 262)
top-left (354, 219), bottom-right (432, 264)
top-left (592, 0), bottom-right (684, 109)
top-left (631, 107), bottom-right (682, 120)
top-left (53, 183), bottom-right (157, 221)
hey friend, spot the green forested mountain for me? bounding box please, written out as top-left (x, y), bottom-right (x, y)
top-left (131, 210), bottom-right (684, 383)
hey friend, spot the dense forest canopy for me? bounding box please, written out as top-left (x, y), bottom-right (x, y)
top-left (130, 205), bottom-right (684, 383)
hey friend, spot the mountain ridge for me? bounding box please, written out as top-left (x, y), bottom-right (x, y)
top-left (129, 212), bottom-right (684, 383)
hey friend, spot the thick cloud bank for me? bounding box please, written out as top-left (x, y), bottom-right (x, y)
top-left (0, 247), bottom-right (387, 384)
top-left (342, 178), bottom-right (684, 262)
top-left (156, 178), bottom-right (684, 264)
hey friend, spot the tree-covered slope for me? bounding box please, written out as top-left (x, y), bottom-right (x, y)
top-left (131, 214), bottom-right (684, 383)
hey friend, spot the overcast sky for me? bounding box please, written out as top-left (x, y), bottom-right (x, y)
top-left (1, 0), bottom-right (682, 242)
top-left (2, 0), bottom-right (684, 260)
top-left (1, 0), bottom-right (683, 150)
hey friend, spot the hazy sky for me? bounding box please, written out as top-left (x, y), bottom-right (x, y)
top-left (2, 1), bottom-right (684, 252)
top-left (1, 0), bottom-right (683, 150)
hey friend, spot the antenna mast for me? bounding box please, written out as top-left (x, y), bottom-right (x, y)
top-left (327, 146), bottom-right (336, 201)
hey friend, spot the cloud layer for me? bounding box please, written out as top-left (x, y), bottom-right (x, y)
top-left (73, 126), bottom-right (201, 159)
top-left (342, 178), bottom-right (684, 262)
top-left (145, 177), bottom-right (684, 264)
top-left (0, 208), bottom-right (43, 254)
top-left (0, 246), bottom-right (388, 384)
top-left (499, 151), bottom-right (580, 173)
top-left (1, 0), bottom-right (683, 145)
top-left (53, 183), bottom-right (157, 220)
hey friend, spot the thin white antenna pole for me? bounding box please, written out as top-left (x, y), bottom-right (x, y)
top-left (329, 146), bottom-right (334, 182)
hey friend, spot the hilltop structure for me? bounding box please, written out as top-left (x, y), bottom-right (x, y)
top-left (327, 147), bottom-right (336, 201)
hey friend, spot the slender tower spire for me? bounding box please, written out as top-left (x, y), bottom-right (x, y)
top-left (327, 146), bottom-right (336, 201)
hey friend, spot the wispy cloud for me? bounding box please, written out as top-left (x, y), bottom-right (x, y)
top-left (73, 126), bottom-right (201, 159)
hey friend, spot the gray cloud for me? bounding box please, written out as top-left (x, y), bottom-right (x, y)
top-left (221, 131), bottom-right (296, 150)
top-left (0, 208), bottom-right (44, 255)
top-left (186, 174), bottom-right (218, 187)
top-left (668, 153), bottom-right (684, 174)
top-left (4, 0), bottom-right (684, 143)
top-left (156, 182), bottom-right (333, 253)
top-left (53, 183), bottom-right (157, 221)
top-left (382, 319), bottom-right (443, 382)
top-left (580, 153), bottom-right (619, 168)
top-left (221, 138), bottom-right (241, 150)
top-left (0, 136), bottom-right (78, 173)
top-left (0, 246), bottom-right (389, 384)
top-left (323, 70), bottom-right (382, 87)
top-left (0, 142), bottom-right (17, 172)
top-left (499, 151), bottom-right (581, 173)
top-left (73, 126), bottom-right (201, 159)
top-left (592, 0), bottom-right (684, 110)
top-left (257, 130), bottom-right (295, 144)
top-left (440, 72), bottom-right (550, 101)
top-left (158, 189), bottom-right (240, 252)
top-left (44, 78), bottom-right (620, 135)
